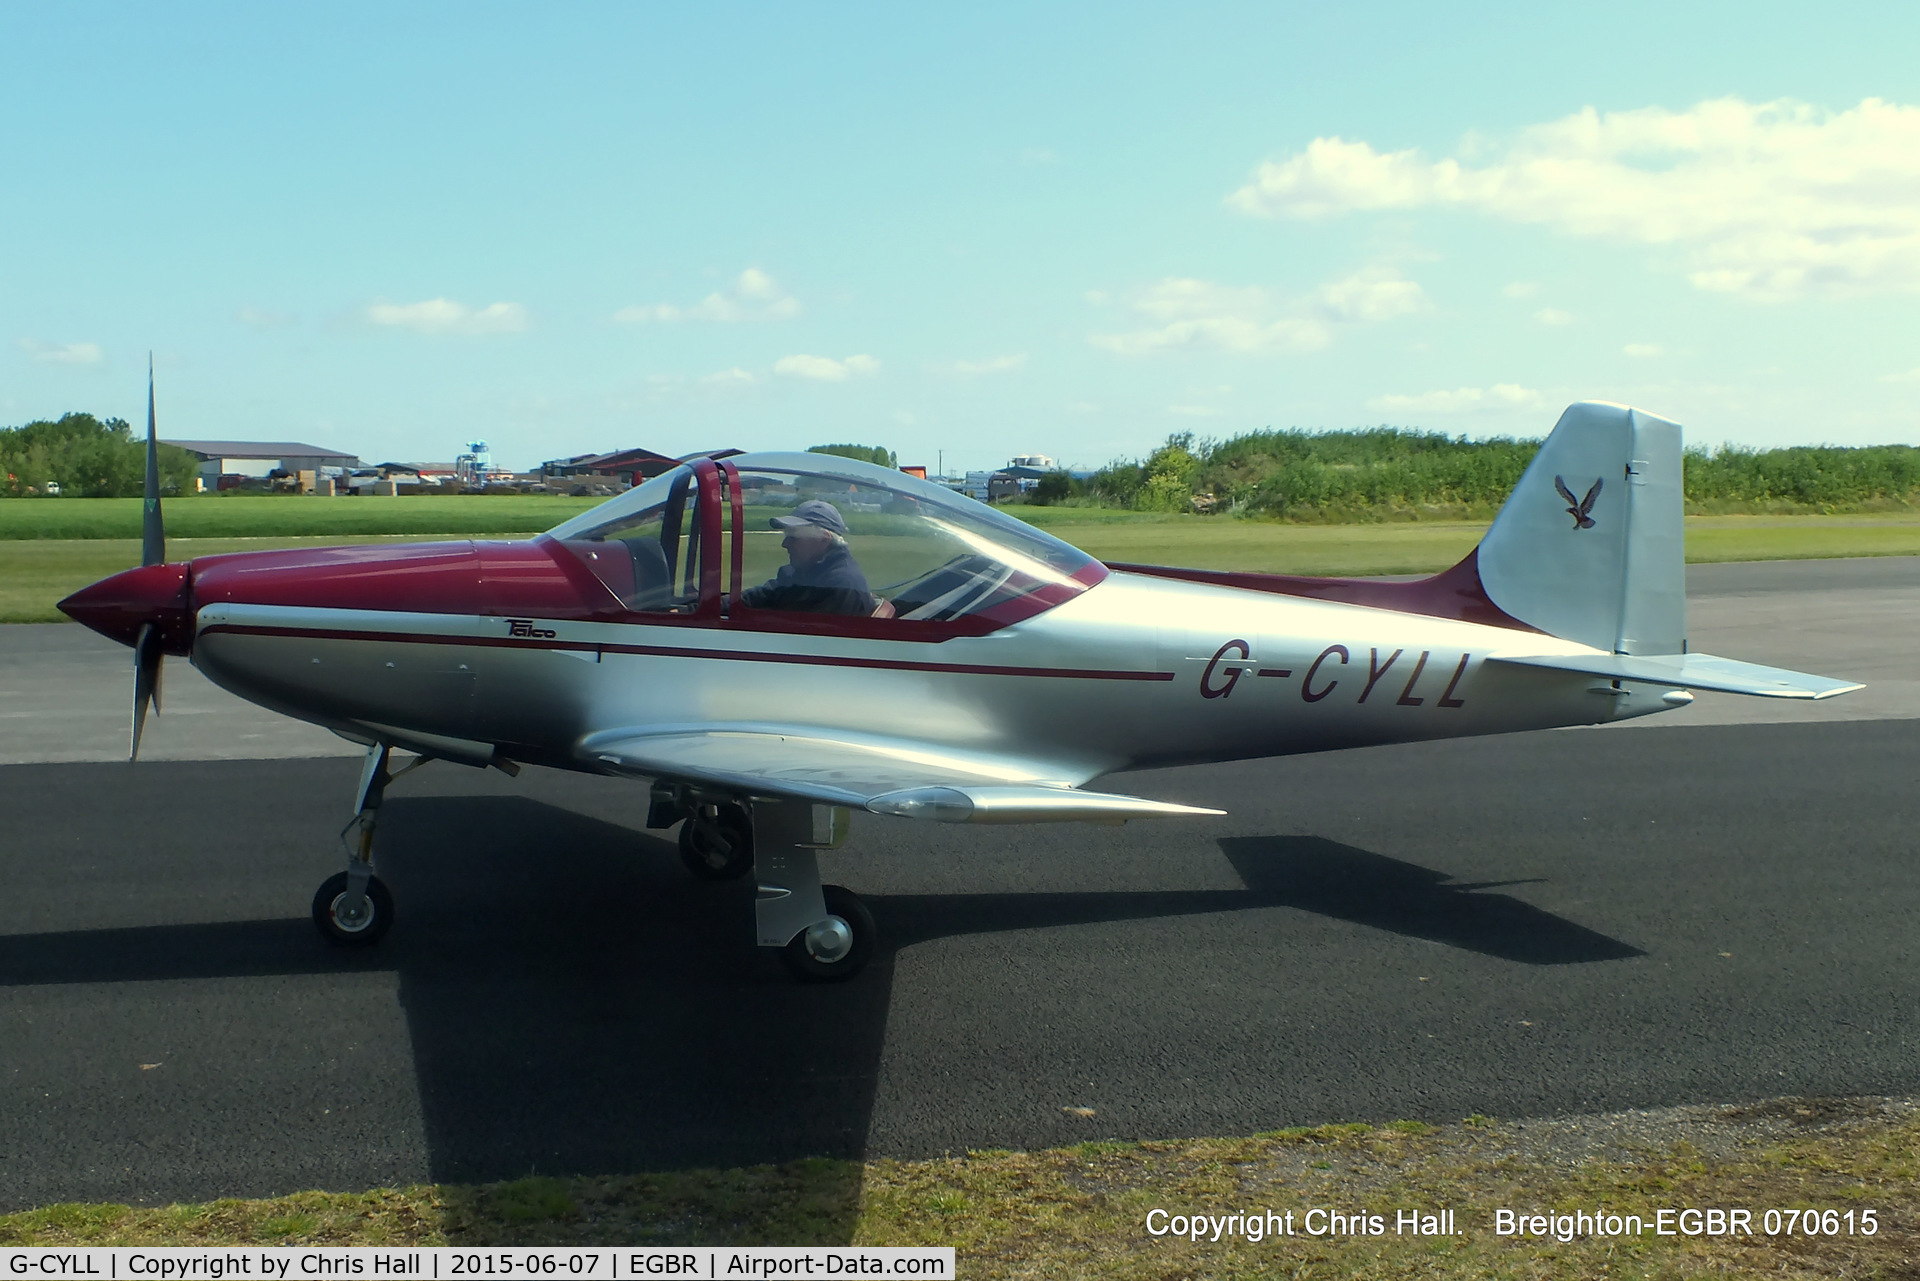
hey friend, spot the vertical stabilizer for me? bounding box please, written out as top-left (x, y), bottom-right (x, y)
top-left (1476, 401), bottom-right (1685, 655)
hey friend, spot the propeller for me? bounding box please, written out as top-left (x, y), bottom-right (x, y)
top-left (131, 357), bottom-right (165, 760)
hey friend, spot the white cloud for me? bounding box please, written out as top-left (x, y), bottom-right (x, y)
top-left (1534, 308), bottom-right (1575, 326)
top-left (774, 353), bottom-right (880, 382)
top-left (941, 353), bottom-right (1028, 376)
top-left (1879, 366), bottom-right (1920, 383)
top-left (365, 299), bottom-right (527, 335)
top-left (1091, 266), bottom-right (1425, 356)
top-left (19, 339), bottom-right (102, 365)
top-left (1229, 97), bottom-right (1920, 301)
top-left (1502, 281), bottom-right (1539, 299)
top-left (1020, 147), bottom-right (1059, 166)
top-left (1131, 277), bottom-right (1268, 321)
top-left (615, 269), bottom-right (800, 323)
top-left (1624, 343), bottom-right (1665, 358)
top-left (1316, 267), bottom-right (1430, 322)
top-left (1368, 384), bottom-right (1541, 414)
top-left (1093, 314), bottom-right (1328, 355)
top-left (700, 367), bottom-right (759, 387)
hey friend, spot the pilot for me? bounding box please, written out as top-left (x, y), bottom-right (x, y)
top-left (739, 499), bottom-right (877, 615)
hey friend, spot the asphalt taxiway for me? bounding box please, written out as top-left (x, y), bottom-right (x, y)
top-left (0, 558), bottom-right (1913, 1211)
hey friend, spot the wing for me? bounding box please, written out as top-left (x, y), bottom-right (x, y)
top-left (1487, 651), bottom-right (1863, 700)
top-left (1553, 475), bottom-right (1578, 507)
top-left (578, 725), bottom-right (1223, 824)
top-left (1580, 477), bottom-right (1604, 515)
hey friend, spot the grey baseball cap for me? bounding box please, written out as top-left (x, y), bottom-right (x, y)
top-left (769, 498), bottom-right (849, 537)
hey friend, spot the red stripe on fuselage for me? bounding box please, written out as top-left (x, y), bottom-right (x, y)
top-left (197, 622), bottom-right (1176, 682)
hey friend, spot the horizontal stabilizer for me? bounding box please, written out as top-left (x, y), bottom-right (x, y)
top-left (579, 724), bottom-right (1222, 824)
top-left (1488, 652), bottom-right (1863, 700)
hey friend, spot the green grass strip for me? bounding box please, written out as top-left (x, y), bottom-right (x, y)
top-left (0, 1100), bottom-right (1911, 1278)
top-left (0, 496), bottom-right (599, 541)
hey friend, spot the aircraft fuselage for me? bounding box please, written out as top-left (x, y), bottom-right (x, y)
top-left (186, 539), bottom-right (1673, 787)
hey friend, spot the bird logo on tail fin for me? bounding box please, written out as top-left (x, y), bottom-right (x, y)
top-left (1553, 475), bottom-right (1603, 530)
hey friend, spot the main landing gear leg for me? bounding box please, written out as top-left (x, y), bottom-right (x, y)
top-left (753, 800), bottom-right (874, 983)
top-left (312, 741), bottom-right (415, 946)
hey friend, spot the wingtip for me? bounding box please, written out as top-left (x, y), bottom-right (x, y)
top-left (1808, 682), bottom-right (1869, 700)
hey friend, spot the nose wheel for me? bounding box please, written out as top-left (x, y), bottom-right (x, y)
top-left (313, 871), bottom-right (394, 945)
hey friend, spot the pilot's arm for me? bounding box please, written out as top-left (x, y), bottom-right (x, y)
top-left (740, 574), bottom-right (873, 615)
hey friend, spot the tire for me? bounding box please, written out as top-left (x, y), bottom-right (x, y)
top-left (781, 884), bottom-right (875, 983)
top-left (312, 871), bottom-right (395, 946)
top-left (678, 805), bottom-right (754, 880)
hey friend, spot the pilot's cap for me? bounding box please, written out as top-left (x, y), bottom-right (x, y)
top-left (770, 499), bottom-right (849, 537)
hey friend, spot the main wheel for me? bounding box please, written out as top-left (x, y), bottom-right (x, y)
top-left (781, 884), bottom-right (875, 983)
top-left (678, 804), bottom-right (754, 880)
top-left (312, 872), bottom-right (395, 946)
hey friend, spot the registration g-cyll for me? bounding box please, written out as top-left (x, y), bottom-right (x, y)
top-left (61, 393), bottom-right (1863, 981)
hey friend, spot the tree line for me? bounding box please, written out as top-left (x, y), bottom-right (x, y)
top-left (807, 443), bottom-right (899, 468)
top-left (1058, 427), bottom-right (1920, 519)
top-left (1, 413), bottom-right (200, 497)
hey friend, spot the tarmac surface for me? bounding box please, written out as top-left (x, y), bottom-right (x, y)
top-left (0, 557), bottom-right (1914, 1210)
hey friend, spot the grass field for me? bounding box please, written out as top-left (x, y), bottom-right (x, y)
top-left (0, 495), bottom-right (598, 540)
top-left (1, 1100), bottom-right (1911, 1276)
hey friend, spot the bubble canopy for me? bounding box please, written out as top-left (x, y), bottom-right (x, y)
top-left (543, 452), bottom-right (1105, 628)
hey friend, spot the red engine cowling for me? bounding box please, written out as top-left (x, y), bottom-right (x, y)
top-left (62, 538), bottom-right (622, 652)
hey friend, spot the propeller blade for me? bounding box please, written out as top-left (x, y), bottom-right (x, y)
top-left (131, 622), bottom-right (163, 761)
top-left (142, 355), bottom-right (165, 568)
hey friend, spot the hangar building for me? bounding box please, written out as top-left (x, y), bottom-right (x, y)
top-left (163, 440), bottom-right (362, 481)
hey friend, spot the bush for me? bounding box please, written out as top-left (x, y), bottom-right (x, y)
top-left (1082, 425), bottom-right (1920, 520)
top-left (1, 413), bottom-right (200, 498)
top-left (1027, 470), bottom-right (1077, 505)
top-left (1090, 427), bottom-right (1537, 518)
top-left (1683, 443), bottom-right (1920, 508)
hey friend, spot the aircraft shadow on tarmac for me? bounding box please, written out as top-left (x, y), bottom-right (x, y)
top-left (1216, 835), bottom-right (1646, 966)
top-left (0, 797), bottom-right (1641, 1196)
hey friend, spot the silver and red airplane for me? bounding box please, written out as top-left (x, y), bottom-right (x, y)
top-left (61, 391), bottom-right (1861, 980)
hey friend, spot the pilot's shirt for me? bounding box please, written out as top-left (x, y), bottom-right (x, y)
top-left (740, 543), bottom-right (875, 615)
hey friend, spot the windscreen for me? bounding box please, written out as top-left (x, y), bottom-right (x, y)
top-left (544, 465), bottom-right (704, 612)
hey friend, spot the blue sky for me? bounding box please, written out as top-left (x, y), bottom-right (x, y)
top-left (4, 2), bottom-right (1917, 471)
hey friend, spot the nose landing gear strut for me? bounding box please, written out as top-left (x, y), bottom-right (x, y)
top-left (312, 741), bottom-right (428, 946)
